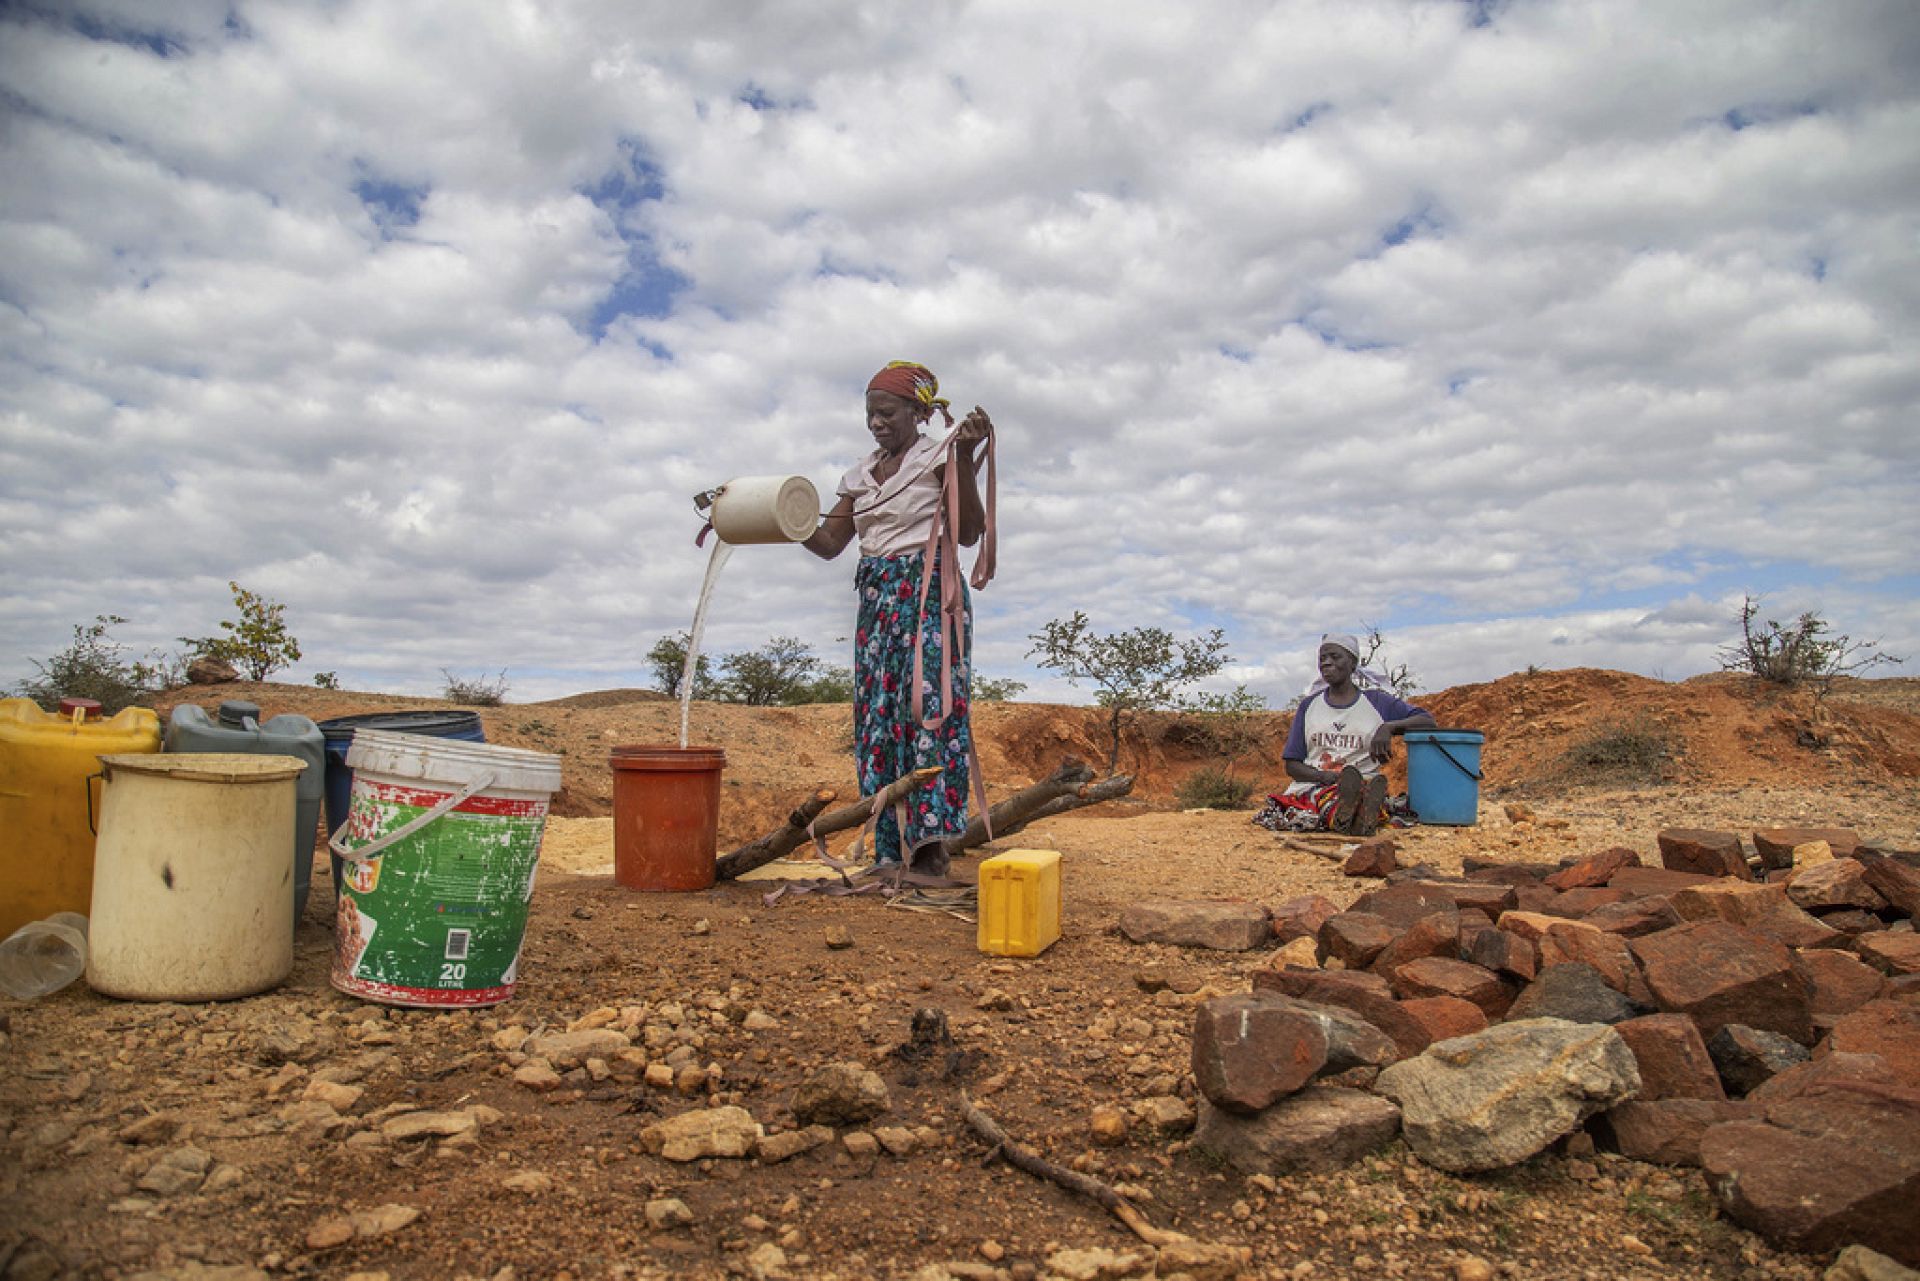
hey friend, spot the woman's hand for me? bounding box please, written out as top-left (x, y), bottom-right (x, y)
top-left (1370, 725), bottom-right (1396, 763)
top-left (954, 406), bottom-right (994, 465)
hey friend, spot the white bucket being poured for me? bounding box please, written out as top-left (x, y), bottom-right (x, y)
top-left (705, 475), bottom-right (819, 544)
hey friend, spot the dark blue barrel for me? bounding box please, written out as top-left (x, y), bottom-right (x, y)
top-left (319, 711), bottom-right (486, 895)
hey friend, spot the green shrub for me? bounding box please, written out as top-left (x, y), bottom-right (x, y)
top-left (973, 675), bottom-right (1028, 702)
top-left (1553, 714), bottom-right (1678, 784)
top-left (12, 615), bottom-right (175, 715)
top-left (1175, 765), bottom-right (1257, 810)
top-left (180, 581), bottom-right (302, 681)
top-left (442, 668), bottom-right (510, 706)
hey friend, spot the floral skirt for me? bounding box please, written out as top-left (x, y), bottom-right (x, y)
top-left (855, 551), bottom-right (972, 864)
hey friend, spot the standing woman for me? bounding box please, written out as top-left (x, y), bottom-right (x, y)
top-left (804, 361), bottom-right (996, 866)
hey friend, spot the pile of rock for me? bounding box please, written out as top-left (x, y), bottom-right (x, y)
top-left (1138, 826), bottom-right (1920, 1266)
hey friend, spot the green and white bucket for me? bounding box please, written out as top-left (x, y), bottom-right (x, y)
top-left (327, 729), bottom-right (563, 1008)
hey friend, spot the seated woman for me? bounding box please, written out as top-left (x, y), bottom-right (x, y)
top-left (1259, 633), bottom-right (1436, 836)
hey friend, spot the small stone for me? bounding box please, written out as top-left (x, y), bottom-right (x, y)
top-left (645, 1197), bottom-right (695, 1229)
top-left (745, 1243), bottom-right (788, 1279)
top-left (514, 1060), bottom-right (563, 1092)
top-left (302, 1080), bottom-right (365, 1112)
top-left (645, 1063), bottom-right (676, 1089)
top-left (842, 1131), bottom-right (880, 1157)
top-left (503, 1171), bottom-right (551, 1194)
top-left (691, 918), bottom-right (711, 936)
top-left (491, 1026), bottom-right (530, 1053)
top-left (306, 1217), bottom-right (355, 1250)
top-left (1454, 1258), bottom-right (1496, 1281)
top-left (381, 1111), bottom-right (480, 1142)
top-left (349, 1203), bottom-right (421, 1237)
top-left (824, 925), bottom-right (853, 949)
top-left (1090, 1106), bottom-right (1129, 1147)
top-left (979, 1241), bottom-right (1006, 1262)
top-left (744, 1010), bottom-right (780, 1031)
top-left (137, 1145), bottom-right (212, 1196)
top-left (873, 1125), bottom-right (917, 1156)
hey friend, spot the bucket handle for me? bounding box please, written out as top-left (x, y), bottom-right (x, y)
top-left (327, 772), bottom-right (496, 864)
top-left (1427, 740), bottom-right (1483, 782)
top-left (85, 770), bottom-right (103, 835)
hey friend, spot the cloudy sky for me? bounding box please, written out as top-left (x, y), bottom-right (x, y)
top-left (4, 0), bottom-right (1917, 708)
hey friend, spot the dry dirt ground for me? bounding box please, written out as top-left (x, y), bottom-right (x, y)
top-left (4, 671), bottom-right (1918, 1281)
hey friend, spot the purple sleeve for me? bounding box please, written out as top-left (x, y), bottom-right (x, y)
top-left (1281, 694), bottom-right (1313, 760)
top-left (1362, 689), bottom-right (1428, 723)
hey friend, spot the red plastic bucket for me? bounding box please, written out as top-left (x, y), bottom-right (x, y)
top-left (610, 745), bottom-right (725, 891)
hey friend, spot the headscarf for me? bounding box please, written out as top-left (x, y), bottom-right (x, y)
top-left (867, 360), bottom-right (955, 429)
top-left (1302, 631), bottom-right (1396, 698)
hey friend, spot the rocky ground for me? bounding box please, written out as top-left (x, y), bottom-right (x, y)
top-left (2, 670), bottom-right (1917, 1280)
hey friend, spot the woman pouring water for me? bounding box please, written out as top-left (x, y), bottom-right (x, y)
top-left (803, 361), bottom-right (997, 868)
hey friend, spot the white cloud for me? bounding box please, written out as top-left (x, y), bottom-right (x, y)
top-left (3, 0), bottom-right (1917, 712)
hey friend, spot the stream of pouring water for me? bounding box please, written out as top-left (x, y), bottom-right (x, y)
top-left (678, 541), bottom-right (735, 748)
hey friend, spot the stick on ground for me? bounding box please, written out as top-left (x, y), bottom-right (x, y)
top-left (958, 1093), bottom-right (1188, 1247)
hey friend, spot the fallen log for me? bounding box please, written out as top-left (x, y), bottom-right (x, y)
top-left (714, 767), bottom-right (939, 881)
top-left (994, 773), bottom-right (1136, 836)
top-left (712, 788), bottom-right (836, 881)
top-left (932, 757), bottom-right (1098, 854)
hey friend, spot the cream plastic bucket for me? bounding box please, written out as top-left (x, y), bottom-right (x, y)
top-left (708, 474), bottom-right (820, 544)
top-left (87, 753), bottom-right (306, 1001)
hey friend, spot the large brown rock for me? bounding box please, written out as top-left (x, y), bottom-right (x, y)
top-left (1581, 895), bottom-right (1682, 938)
top-left (1593, 1098), bottom-right (1758, 1166)
top-left (1349, 883), bottom-right (1461, 929)
top-left (1368, 910), bottom-right (1460, 977)
top-left (1538, 922), bottom-right (1648, 1002)
top-left (1119, 901), bottom-right (1270, 951)
top-left (1700, 1080), bottom-right (1920, 1263)
top-left (1505, 962), bottom-right (1641, 1026)
top-left (1657, 829), bottom-right (1753, 881)
top-left (1342, 838), bottom-right (1398, 879)
top-left (1613, 1013), bottom-right (1725, 1100)
top-left (1544, 887), bottom-right (1637, 918)
top-left (1610, 865), bottom-right (1721, 895)
top-left (1824, 1000), bottom-right (1920, 1089)
top-left (1253, 968), bottom-right (1427, 1060)
top-left (1388, 957), bottom-right (1514, 1020)
top-left (1753, 827), bottom-right (1862, 868)
top-left (185, 655), bottom-right (239, 684)
top-left (1399, 996), bottom-right (1487, 1044)
top-left (1855, 932), bottom-right (1920, 977)
top-left (1670, 880), bottom-right (1842, 950)
top-left (1317, 911), bottom-right (1395, 968)
top-left (1190, 995), bottom-right (1328, 1113)
top-left (1628, 920), bottom-right (1814, 1044)
top-left (1467, 928), bottom-right (1538, 984)
top-left (1191, 1089), bottom-right (1402, 1176)
top-left (1545, 847), bottom-right (1641, 892)
top-left (1786, 859), bottom-right (1887, 912)
top-left (1268, 894), bottom-right (1340, 944)
top-left (1793, 950), bottom-right (1889, 1025)
top-left (1856, 850), bottom-right (1920, 918)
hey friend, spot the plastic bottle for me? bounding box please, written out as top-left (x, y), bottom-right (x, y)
top-left (0, 911), bottom-right (89, 999)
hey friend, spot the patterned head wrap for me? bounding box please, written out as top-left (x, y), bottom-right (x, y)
top-left (867, 360), bottom-right (955, 428)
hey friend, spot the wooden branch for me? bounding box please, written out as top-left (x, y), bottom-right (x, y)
top-left (715, 768), bottom-right (940, 880)
top-left (991, 774), bottom-right (1135, 836)
top-left (1282, 837), bottom-right (1349, 863)
top-left (936, 757), bottom-right (1095, 854)
top-left (713, 788), bottom-right (836, 881)
top-left (959, 1092), bottom-right (1187, 1247)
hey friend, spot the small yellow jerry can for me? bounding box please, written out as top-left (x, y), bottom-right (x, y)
top-left (977, 848), bottom-right (1061, 957)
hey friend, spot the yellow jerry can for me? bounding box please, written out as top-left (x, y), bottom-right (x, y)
top-left (0, 698), bottom-right (162, 938)
top-left (977, 848), bottom-right (1062, 957)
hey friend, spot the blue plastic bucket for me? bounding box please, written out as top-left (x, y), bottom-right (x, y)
top-left (319, 712), bottom-right (486, 895)
top-left (1404, 729), bottom-right (1484, 826)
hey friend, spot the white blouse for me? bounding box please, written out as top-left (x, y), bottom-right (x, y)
top-left (836, 433), bottom-right (948, 558)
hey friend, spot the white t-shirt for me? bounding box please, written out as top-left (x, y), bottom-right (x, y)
top-left (1280, 687), bottom-right (1428, 795)
top-left (837, 433), bottom-right (947, 558)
